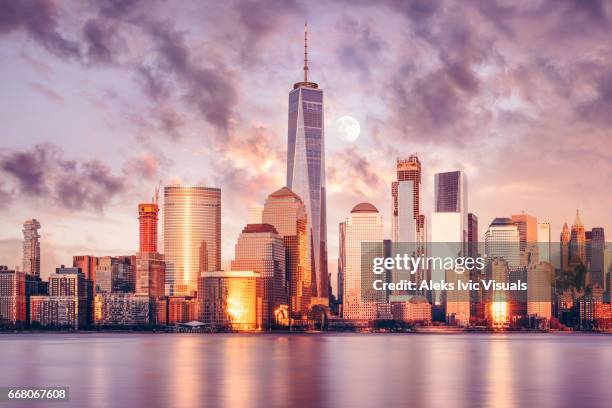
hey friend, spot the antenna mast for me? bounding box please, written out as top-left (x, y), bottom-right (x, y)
top-left (303, 22), bottom-right (309, 82)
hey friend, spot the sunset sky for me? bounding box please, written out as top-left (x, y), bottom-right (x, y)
top-left (1, 0), bottom-right (611, 291)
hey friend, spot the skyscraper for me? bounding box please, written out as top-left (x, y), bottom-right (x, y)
top-left (560, 221), bottom-right (571, 272)
top-left (589, 227), bottom-right (605, 288)
top-left (73, 255), bottom-right (98, 283)
top-left (262, 187), bottom-right (310, 319)
top-left (569, 209), bottom-right (586, 266)
top-left (342, 203), bottom-right (385, 320)
top-left (511, 213), bottom-right (538, 267)
top-left (392, 155), bottom-right (425, 244)
top-left (432, 171), bottom-right (468, 316)
top-left (231, 223), bottom-right (286, 329)
top-left (136, 193), bottom-right (166, 305)
top-left (22, 219), bottom-right (41, 277)
top-left (163, 186), bottom-right (221, 296)
top-left (139, 202), bottom-right (159, 253)
top-left (286, 25), bottom-right (328, 302)
top-left (468, 213), bottom-right (478, 258)
top-left (485, 218), bottom-right (520, 270)
top-left (537, 221), bottom-right (551, 264)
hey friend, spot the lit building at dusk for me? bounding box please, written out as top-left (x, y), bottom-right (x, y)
top-left (0, 266), bottom-right (26, 326)
top-left (164, 186), bottom-right (221, 296)
top-left (569, 209), bottom-right (586, 266)
top-left (262, 187), bottom-right (311, 319)
top-left (341, 203), bottom-right (385, 320)
top-left (537, 221), bottom-right (551, 264)
top-left (166, 296), bottom-right (198, 324)
top-left (231, 223), bottom-right (286, 329)
top-left (73, 255), bottom-right (98, 284)
top-left (198, 270), bottom-right (263, 331)
top-left (286, 25), bottom-right (328, 303)
top-left (392, 155), bottom-right (425, 244)
top-left (138, 202), bottom-right (159, 253)
top-left (22, 219), bottom-right (41, 278)
top-left (94, 293), bottom-right (150, 326)
top-left (485, 218), bottom-right (520, 270)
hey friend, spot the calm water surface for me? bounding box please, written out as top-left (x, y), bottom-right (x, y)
top-left (1, 333), bottom-right (611, 408)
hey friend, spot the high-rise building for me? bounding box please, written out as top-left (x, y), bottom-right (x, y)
top-left (32, 265), bottom-right (89, 328)
top-left (135, 252), bottom-right (165, 298)
top-left (527, 261), bottom-right (553, 320)
top-left (286, 25), bottom-right (328, 302)
top-left (485, 218), bottom-right (520, 270)
top-left (135, 194), bottom-right (166, 322)
top-left (560, 221), bottom-right (571, 272)
top-left (96, 256), bottom-right (118, 293)
top-left (231, 223), bottom-right (285, 329)
top-left (164, 186), bottom-right (221, 296)
top-left (138, 202), bottom-right (159, 253)
top-left (198, 270), bottom-right (263, 331)
top-left (468, 213), bottom-right (478, 258)
top-left (22, 219), bottom-right (41, 277)
top-left (342, 203), bottom-right (385, 320)
top-left (537, 221), bottom-right (551, 264)
top-left (486, 258), bottom-right (510, 327)
top-left (0, 266), bottom-right (26, 326)
top-left (73, 255), bottom-right (98, 283)
top-left (435, 171), bottom-right (467, 216)
top-left (587, 227), bottom-right (605, 286)
top-left (511, 213), bottom-right (538, 267)
top-left (392, 156), bottom-right (425, 244)
top-left (569, 209), bottom-right (586, 266)
top-left (262, 187), bottom-right (311, 319)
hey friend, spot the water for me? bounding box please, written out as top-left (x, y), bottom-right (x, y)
top-left (1, 333), bottom-right (611, 408)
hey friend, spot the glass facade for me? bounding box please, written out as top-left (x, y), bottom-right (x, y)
top-left (164, 186), bottom-right (221, 296)
top-left (262, 187), bottom-right (311, 318)
top-left (231, 223), bottom-right (286, 329)
top-left (287, 83), bottom-right (328, 300)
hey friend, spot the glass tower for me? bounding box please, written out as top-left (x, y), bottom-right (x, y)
top-left (163, 186), bottom-right (221, 296)
top-left (286, 25), bottom-right (328, 301)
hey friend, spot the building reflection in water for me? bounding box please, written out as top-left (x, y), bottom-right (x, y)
top-left (1, 333), bottom-right (612, 407)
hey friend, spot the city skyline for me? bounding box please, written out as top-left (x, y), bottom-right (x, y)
top-left (0, 1), bottom-right (611, 297)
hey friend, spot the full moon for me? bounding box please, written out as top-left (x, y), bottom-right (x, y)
top-left (334, 116), bottom-right (360, 142)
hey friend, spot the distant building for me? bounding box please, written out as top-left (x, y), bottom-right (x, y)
top-left (135, 252), bottom-right (165, 298)
top-left (511, 213), bottom-right (538, 267)
top-left (94, 293), bottom-right (149, 326)
top-left (342, 203), bottom-right (385, 320)
top-left (468, 213), bottom-right (478, 258)
top-left (138, 202), bottom-right (159, 253)
top-left (73, 255), bottom-right (98, 283)
top-left (22, 219), bottom-right (41, 278)
top-left (262, 187), bottom-right (311, 319)
top-left (96, 256), bottom-right (118, 293)
top-left (485, 218), bottom-right (520, 270)
top-left (164, 186), bottom-right (221, 296)
top-left (231, 223), bottom-right (285, 329)
top-left (390, 296), bottom-right (432, 323)
top-left (445, 269), bottom-right (470, 327)
top-left (0, 266), bottom-right (26, 326)
top-left (537, 221), bottom-right (551, 264)
top-left (485, 258), bottom-right (510, 327)
top-left (30, 297), bottom-right (78, 328)
top-left (32, 266), bottom-right (90, 329)
top-left (588, 227), bottom-right (606, 288)
top-left (337, 221), bottom-right (346, 308)
top-left (392, 156), bottom-right (425, 244)
top-left (167, 296), bottom-right (197, 324)
top-left (560, 221), bottom-right (571, 272)
top-left (198, 270), bottom-right (263, 331)
top-left (527, 262), bottom-right (553, 320)
top-left (569, 210), bottom-right (586, 266)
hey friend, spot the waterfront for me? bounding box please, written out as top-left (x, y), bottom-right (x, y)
top-left (1, 333), bottom-right (611, 407)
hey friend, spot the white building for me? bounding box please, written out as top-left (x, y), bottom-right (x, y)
top-left (342, 203), bottom-right (384, 320)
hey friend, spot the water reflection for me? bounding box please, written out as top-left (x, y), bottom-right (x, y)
top-left (1, 333), bottom-right (611, 408)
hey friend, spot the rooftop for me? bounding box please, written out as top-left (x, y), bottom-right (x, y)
top-left (351, 202), bottom-right (379, 213)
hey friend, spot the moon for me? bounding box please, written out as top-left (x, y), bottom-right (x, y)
top-left (334, 116), bottom-right (360, 142)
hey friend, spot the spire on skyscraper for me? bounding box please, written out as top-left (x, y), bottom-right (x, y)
top-left (303, 22), bottom-right (308, 82)
top-left (573, 209), bottom-right (583, 227)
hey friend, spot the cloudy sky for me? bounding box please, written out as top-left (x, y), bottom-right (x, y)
top-left (1, 0), bottom-right (611, 290)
